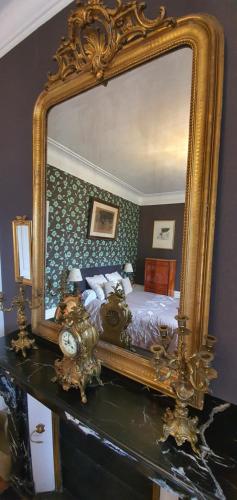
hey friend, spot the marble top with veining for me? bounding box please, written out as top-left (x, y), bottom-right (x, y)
top-left (0, 332), bottom-right (236, 500)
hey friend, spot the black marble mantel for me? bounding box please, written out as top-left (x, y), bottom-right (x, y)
top-left (0, 333), bottom-right (237, 500)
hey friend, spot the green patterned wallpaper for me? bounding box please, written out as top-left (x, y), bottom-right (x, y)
top-left (45, 164), bottom-right (140, 309)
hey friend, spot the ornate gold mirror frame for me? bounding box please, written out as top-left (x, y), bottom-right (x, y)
top-left (32, 0), bottom-right (224, 408)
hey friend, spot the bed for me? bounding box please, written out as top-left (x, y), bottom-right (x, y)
top-left (84, 280), bottom-right (179, 350)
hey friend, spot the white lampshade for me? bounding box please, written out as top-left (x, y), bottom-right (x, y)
top-left (68, 268), bottom-right (83, 282)
top-left (124, 262), bottom-right (133, 273)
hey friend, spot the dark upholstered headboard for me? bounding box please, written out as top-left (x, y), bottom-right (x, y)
top-left (80, 264), bottom-right (123, 292)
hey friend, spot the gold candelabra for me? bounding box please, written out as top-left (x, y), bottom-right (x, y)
top-left (0, 278), bottom-right (41, 357)
top-left (151, 314), bottom-right (217, 454)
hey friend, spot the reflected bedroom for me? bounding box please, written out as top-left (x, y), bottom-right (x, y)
top-left (45, 47), bottom-right (192, 354)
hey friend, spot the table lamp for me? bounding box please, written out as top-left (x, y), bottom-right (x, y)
top-left (68, 268), bottom-right (83, 295)
top-left (124, 262), bottom-right (134, 283)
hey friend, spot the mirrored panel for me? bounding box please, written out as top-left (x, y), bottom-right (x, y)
top-left (12, 216), bottom-right (32, 285)
top-left (44, 47), bottom-right (192, 353)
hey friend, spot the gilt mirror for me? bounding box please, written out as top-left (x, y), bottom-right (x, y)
top-left (32, 0), bottom-right (224, 408)
top-left (12, 216), bottom-right (32, 285)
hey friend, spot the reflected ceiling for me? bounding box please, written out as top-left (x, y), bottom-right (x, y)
top-left (48, 47), bottom-right (192, 197)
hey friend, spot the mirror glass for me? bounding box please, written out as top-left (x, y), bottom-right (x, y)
top-left (12, 216), bottom-right (32, 285)
top-left (44, 47), bottom-right (192, 353)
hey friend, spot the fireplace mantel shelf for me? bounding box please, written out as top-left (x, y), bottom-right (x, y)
top-left (0, 332), bottom-right (236, 499)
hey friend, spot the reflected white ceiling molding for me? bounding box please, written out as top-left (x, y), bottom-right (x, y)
top-left (47, 138), bottom-right (185, 206)
top-left (0, 0), bottom-right (72, 59)
top-left (139, 191), bottom-right (185, 205)
top-left (47, 138), bottom-right (141, 204)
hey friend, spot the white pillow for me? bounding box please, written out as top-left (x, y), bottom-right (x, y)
top-left (82, 289), bottom-right (97, 307)
top-left (86, 274), bottom-right (107, 288)
top-left (93, 284), bottom-right (105, 301)
top-left (104, 280), bottom-right (116, 298)
top-left (105, 272), bottom-right (123, 284)
top-left (122, 277), bottom-right (133, 296)
top-left (85, 275), bottom-right (107, 300)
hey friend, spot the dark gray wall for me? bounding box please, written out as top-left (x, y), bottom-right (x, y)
top-left (0, 3), bottom-right (74, 330)
top-left (0, 0), bottom-right (237, 404)
top-left (136, 204), bottom-right (184, 289)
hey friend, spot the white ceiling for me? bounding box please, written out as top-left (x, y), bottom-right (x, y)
top-left (48, 48), bottom-right (192, 204)
top-left (0, 0), bottom-right (72, 59)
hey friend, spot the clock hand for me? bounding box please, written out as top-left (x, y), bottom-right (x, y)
top-left (64, 335), bottom-right (70, 346)
top-left (64, 333), bottom-right (71, 345)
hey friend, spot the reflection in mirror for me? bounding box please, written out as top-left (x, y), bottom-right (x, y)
top-left (12, 216), bottom-right (32, 285)
top-left (45, 47), bottom-right (192, 353)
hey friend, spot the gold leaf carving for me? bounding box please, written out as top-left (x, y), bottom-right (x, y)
top-left (46, 0), bottom-right (175, 88)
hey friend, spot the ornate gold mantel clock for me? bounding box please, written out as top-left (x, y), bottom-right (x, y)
top-left (100, 285), bottom-right (132, 349)
top-left (53, 298), bottom-right (102, 403)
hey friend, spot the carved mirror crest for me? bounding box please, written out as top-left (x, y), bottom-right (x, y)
top-left (32, 0), bottom-right (224, 408)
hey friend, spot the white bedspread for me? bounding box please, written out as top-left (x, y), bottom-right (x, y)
top-left (85, 285), bottom-right (179, 350)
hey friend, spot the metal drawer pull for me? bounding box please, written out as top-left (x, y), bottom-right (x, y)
top-left (30, 423), bottom-right (45, 444)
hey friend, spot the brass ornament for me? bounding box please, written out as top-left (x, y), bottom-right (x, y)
top-left (10, 333), bottom-right (36, 358)
top-left (100, 284), bottom-right (132, 348)
top-left (30, 423), bottom-right (46, 444)
top-left (151, 315), bottom-right (217, 454)
top-left (0, 279), bottom-right (41, 357)
top-left (161, 401), bottom-right (199, 453)
top-left (53, 299), bottom-right (102, 403)
top-left (54, 294), bottom-right (81, 323)
top-left (0, 277), bottom-right (41, 358)
top-left (46, 0), bottom-right (175, 88)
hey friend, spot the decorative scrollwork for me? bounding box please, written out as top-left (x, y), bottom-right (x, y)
top-left (100, 284), bottom-right (132, 348)
top-left (0, 279), bottom-right (42, 357)
top-left (46, 0), bottom-right (176, 88)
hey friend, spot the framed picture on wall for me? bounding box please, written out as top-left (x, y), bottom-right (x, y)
top-left (152, 220), bottom-right (175, 250)
top-left (87, 198), bottom-right (119, 240)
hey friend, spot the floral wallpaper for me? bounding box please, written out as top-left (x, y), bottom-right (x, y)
top-left (45, 165), bottom-right (140, 309)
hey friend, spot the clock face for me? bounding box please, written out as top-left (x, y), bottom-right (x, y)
top-left (59, 330), bottom-right (78, 357)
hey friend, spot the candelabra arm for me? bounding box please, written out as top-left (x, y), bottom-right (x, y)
top-left (0, 305), bottom-right (14, 313)
top-left (187, 351), bottom-right (218, 393)
top-left (150, 344), bottom-right (177, 383)
top-left (0, 293), bottom-right (14, 313)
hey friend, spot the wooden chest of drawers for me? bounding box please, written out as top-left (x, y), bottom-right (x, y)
top-left (144, 258), bottom-right (176, 296)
